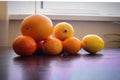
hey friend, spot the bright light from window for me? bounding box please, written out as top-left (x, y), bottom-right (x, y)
top-left (8, 1), bottom-right (120, 17)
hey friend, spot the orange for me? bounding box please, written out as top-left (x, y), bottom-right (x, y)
top-left (37, 41), bottom-right (44, 51)
top-left (20, 14), bottom-right (53, 42)
top-left (63, 37), bottom-right (81, 55)
top-left (12, 35), bottom-right (37, 56)
top-left (33, 40), bottom-right (44, 55)
top-left (42, 37), bottom-right (63, 55)
top-left (53, 22), bottom-right (74, 41)
top-left (81, 34), bottom-right (104, 54)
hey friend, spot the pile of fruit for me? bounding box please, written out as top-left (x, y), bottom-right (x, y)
top-left (12, 14), bottom-right (104, 56)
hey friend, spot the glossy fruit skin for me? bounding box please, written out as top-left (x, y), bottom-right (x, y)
top-left (12, 35), bottom-right (37, 56)
top-left (21, 14), bottom-right (53, 42)
top-left (63, 37), bottom-right (81, 55)
top-left (81, 34), bottom-right (104, 54)
top-left (53, 22), bottom-right (74, 41)
top-left (42, 38), bottom-right (63, 55)
top-left (33, 40), bottom-right (44, 55)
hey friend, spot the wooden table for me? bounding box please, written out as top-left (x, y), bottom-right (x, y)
top-left (0, 47), bottom-right (120, 80)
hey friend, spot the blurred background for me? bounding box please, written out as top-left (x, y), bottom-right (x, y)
top-left (0, 1), bottom-right (120, 47)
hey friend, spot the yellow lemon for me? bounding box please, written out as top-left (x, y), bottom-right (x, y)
top-left (81, 34), bottom-right (104, 54)
top-left (53, 22), bottom-right (74, 41)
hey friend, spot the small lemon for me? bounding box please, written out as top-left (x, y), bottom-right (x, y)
top-left (53, 22), bottom-right (74, 41)
top-left (81, 34), bottom-right (104, 54)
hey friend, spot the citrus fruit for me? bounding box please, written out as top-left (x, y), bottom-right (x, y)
top-left (12, 35), bottom-right (37, 56)
top-left (62, 37), bottom-right (81, 55)
top-left (33, 40), bottom-right (44, 55)
top-left (20, 14), bottom-right (53, 42)
top-left (81, 34), bottom-right (104, 54)
top-left (42, 37), bottom-right (63, 55)
top-left (53, 22), bottom-right (74, 41)
top-left (37, 40), bottom-right (44, 51)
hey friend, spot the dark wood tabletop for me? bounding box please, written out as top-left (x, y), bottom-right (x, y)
top-left (0, 47), bottom-right (120, 80)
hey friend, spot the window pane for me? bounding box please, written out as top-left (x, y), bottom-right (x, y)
top-left (8, 1), bottom-right (120, 17)
top-left (44, 2), bottom-right (82, 9)
top-left (8, 1), bottom-right (35, 15)
top-left (41, 2), bottom-right (120, 16)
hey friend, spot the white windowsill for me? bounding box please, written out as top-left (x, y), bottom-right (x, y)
top-left (9, 14), bottom-right (120, 21)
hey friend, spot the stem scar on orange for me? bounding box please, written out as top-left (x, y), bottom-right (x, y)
top-left (12, 35), bottom-right (37, 56)
top-left (20, 14), bottom-right (53, 42)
